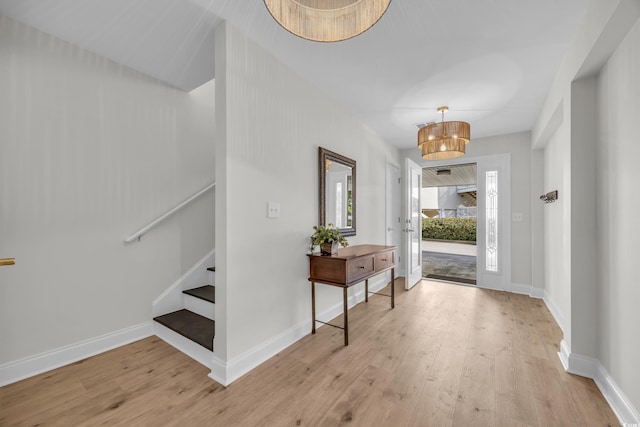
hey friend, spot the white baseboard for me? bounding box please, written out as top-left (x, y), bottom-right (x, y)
top-left (510, 282), bottom-right (544, 299)
top-left (558, 339), bottom-right (571, 371)
top-left (222, 317), bottom-right (310, 386)
top-left (209, 275), bottom-right (391, 387)
top-left (558, 340), bottom-right (598, 378)
top-left (557, 341), bottom-right (640, 425)
top-left (0, 322), bottom-right (153, 387)
top-left (542, 289), bottom-right (565, 333)
top-left (208, 355), bottom-right (228, 386)
top-left (477, 282), bottom-right (504, 292)
top-left (528, 286), bottom-right (544, 299)
top-left (595, 363), bottom-right (640, 425)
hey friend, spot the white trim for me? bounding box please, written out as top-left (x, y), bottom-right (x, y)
top-left (511, 282), bottom-right (544, 299)
top-left (528, 286), bottom-right (544, 299)
top-left (385, 159), bottom-right (403, 275)
top-left (221, 317), bottom-right (310, 386)
top-left (595, 363), bottom-right (640, 426)
top-left (557, 343), bottom-right (640, 425)
top-left (153, 248), bottom-right (215, 317)
top-left (542, 289), bottom-right (565, 333)
top-left (209, 355), bottom-right (228, 385)
top-left (153, 322), bottom-right (213, 370)
top-left (476, 281), bottom-right (504, 292)
top-left (558, 339), bottom-right (570, 371)
top-left (0, 322), bottom-right (153, 386)
top-left (209, 276), bottom-right (390, 386)
top-left (562, 345), bottom-right (598, 379)
top-left (184, 293), bottom-right (215, 321)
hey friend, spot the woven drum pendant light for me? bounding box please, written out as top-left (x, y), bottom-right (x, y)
top-left (417, 106), bottom-right (471, 161)
top-left (264, 0), bottom-right (392, 42)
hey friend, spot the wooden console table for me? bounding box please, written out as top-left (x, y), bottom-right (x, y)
top-left (307, 244), bottom-right (396, 346)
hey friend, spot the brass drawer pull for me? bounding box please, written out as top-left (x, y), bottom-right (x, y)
top-left (0, 258), bottom-right (16, 266)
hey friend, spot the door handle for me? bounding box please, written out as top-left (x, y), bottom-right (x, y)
top-left (387, 227), bottom-right (394, 231)
top-left (402, 228), bottom-right (415, 233)
top-left (0, 258), bottom-right (15, 266)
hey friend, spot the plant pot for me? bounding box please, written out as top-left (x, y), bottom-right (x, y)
top-left (320, 241), bottom-right (339, 255)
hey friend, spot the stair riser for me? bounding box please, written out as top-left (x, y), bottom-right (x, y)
top-left (152, 249), bottom-right (215, 318)
top-left (183, 294), bottom-right (215, 321)
top-left (153, 323), bottom-right (213, 368)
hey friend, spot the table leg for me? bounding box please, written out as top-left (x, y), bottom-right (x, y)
top-left (365, 279), bottom-right (369, 303)
top-left (391, 268), bottom-right (395, 309)
top-left (343, 287), bottom-right (349, 346)
top-left (311, 281), bottom-right (316, 334)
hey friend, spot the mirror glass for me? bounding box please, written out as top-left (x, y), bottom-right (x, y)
top-left (319, 147), bottom-right (356, 236)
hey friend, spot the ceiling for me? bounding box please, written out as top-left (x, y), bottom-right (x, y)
top-left (0, 0), bottom-right (588, 150)
top-left (423, 163), bottom-right (476, 188)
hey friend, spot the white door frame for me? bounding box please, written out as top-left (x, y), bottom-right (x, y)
top-left (409, 154), bottom-right (511, 291)
top-left (385, 159), bottom-right (402, 275)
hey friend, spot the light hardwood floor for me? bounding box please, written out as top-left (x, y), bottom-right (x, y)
top-left (0, 280), bottom-right (619, 426)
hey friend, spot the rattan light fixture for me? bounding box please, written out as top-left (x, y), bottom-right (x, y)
top-left (417, 106), bottom-right (471, 161)
top-left (264, 0), bottom-right (392, 42)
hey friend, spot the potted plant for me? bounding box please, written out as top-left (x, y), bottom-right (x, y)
top-left (309, 223), bottom-right (349, 255)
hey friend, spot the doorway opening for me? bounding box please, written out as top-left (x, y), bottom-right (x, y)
top-left (421, 163), bottom-right (477, 285)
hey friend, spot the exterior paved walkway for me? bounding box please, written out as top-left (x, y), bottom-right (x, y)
top-left (422, 240), bottom-right (476, 283)
top-left (422, 240), bottom-right (476, 256)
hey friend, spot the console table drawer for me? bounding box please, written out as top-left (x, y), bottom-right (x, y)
top-left (347, 255), bottom-right (375, 282)
top-left (309, 257), bottom-right (347, 284)
top-left (375, 251), bottom-right (394, 272)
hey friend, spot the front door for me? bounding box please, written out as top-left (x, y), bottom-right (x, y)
top-left (476, 154), bottom-right (511, 291)
top-left (404, 158), bottom-right (422, 290)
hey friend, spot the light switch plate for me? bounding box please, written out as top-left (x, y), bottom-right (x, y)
top-left (267, 202), bottom-right (281, 219)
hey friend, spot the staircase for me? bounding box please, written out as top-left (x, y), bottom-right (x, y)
top-left (153, 264), bottom-right (216, 364)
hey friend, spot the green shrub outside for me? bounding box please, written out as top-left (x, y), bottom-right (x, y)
top-left (422, 217), bottom-right (476, 242)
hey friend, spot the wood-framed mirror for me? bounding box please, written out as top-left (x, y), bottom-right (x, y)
top-left (319, 147), bottom-right (356, 236)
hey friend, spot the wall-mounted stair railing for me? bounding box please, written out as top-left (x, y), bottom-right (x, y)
top-left (124, 182), bottom-right (215, 244)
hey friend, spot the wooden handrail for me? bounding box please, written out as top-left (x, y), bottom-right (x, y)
top-left (124, 182), bottom-right (215, 244)
top-left (0, 258), bottom-right (16, 266)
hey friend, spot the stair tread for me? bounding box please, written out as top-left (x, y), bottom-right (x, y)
top-left (183, 285), bottom-right (215, 303)
top-left (154, 309), bottom-right (214, 351)
top-left (207, 266), bottom-right (216, 272)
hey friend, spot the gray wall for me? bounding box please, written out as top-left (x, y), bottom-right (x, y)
top-left (214, 22), bottom-right (401, 362)
top-left (402, 131), bottom-right (533, 290)
top-left (0, 15), bottom-right (215, 364)
top-left (596, 16), bottom-right (640, 412)
top-left (532, 0), bottom-right (640, 417)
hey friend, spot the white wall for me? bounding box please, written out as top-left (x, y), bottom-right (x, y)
top-left (0, 16), bottom-right (215, 365)
top-left (543, 117), bottom-right (571, 337)
top-left (530, 148), bottom-right (545, 293)
top-left (421, 187), bottom-right (438, 209)
top-left (597, 16), bottom-right (640, 413)
top-left (214, 22), bottom-right (400, 363)
top-left (402, 131), bottom-right (532, 289)
top-left (570, 77), bottom-right (598, 359)
top-left (532, 0), bottom-right (640, 421)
